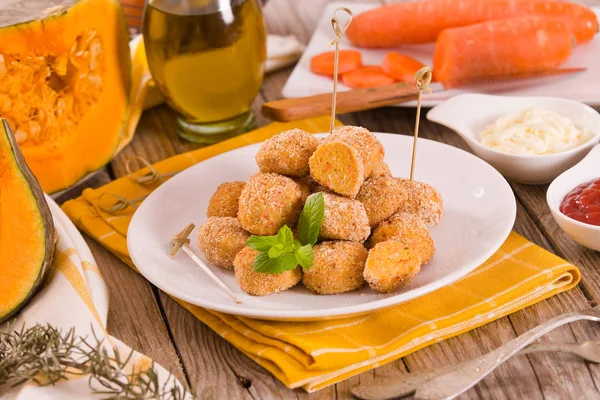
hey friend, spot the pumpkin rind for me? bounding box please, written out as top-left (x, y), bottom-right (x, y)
top-left (0, 119), bottom-right (55, 323)
top-left (0, 0), bottom-right (130, 193)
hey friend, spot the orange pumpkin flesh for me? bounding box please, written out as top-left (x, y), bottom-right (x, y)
top-left (0, 0), bottom-right (130, 193)
top-left (0, 119), bottom-right (55, 323)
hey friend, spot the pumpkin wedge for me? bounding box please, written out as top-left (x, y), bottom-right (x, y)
top-left (0, 0), bottom-right (130, 193)
top-left (0, 119), bottom-right (55, 323)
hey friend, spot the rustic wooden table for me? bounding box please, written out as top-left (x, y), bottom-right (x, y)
top-left (56, 0), bottom-right (600, 398)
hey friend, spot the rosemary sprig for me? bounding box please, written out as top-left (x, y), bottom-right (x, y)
top-left (0, 324), bottom-right (192, 399)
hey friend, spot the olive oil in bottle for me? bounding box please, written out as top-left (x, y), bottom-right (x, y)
top-left (143, 0), bottom-right (266, 143)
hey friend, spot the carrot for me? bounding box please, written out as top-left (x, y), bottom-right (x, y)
top-left (342, 66), bottom-right (395, 89)
top-left (381, 52), bottom-right (425, 82)
top-left (310, 50), bottom-right (362, 76)
top-left (346, 0), bottom-right (598, 47)
top-left (433, 17), bottom-right (573, 83)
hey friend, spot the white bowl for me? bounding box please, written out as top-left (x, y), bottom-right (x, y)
top-left (426, 94), bottom-right (600, 184)
top-left (547, 144), bottom-right (600, 251)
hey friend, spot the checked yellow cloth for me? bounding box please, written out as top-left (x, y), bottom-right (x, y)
top-left (62, 116), bottom-right (581, 392)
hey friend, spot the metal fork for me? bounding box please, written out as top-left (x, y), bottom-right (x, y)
top-left (415, 306), bottom-right (600, 400)
top-left (352, 306), bottom-right (600, 400)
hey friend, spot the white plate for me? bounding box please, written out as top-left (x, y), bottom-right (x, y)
top-left (282, 2), bottom-right (600, 107)
top-left (127, 133), bottom-right (516, 321)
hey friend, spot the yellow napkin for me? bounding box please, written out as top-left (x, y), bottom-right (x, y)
top-left (62, 117), bottom-right (580, 392)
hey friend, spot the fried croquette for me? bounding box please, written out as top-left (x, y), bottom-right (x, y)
top-left (294, 176), bottom-right (312, 203)
top-left (206, 181), bottom-right (246, 218)
top-left (396, 179), bottom-right (443, 227)
top-left (197, 217), bottom-right (250, 269)
top-left (238, 173), bottom-right (304, 236)
top-left (302, 241), bottom-right (367, 295)
top-left (369, 161), bottom-right (392, 178)
top-left (357, 175), bottom-right (406, 227)
top-left (369, 212), bottom-right (435, 264)
top-left (309, 141), bottom-right (365, 197)
top-left (233, 247), bottom-right (301, 296)
top-left (364, 241), bottom-right (421, 293)
top-left (324, 126), bottom-right (384, 178)
top-left (320, 192), bottom-right (370, 242)
top-left (256, 129), bottom-right (319, 177)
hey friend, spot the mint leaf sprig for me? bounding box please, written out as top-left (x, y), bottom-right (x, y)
top-left (246, 192), bottom-right (325, 274)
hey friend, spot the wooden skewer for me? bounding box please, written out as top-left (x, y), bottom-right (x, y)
top-left (170, 224), bottom-right (242, 304)
top-left (328, 7), bottom-right (353, 134)
top-left (409, 66), bottom-right (432, 181)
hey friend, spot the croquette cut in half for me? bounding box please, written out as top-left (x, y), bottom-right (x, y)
top-left (302, 241), bottom-right (368, 295)
top-left (238, 173), bottom-right (304, 236)
top-left (309, 140), bottom-right (365, 198)
top-left (357, 175), bottom-right (406, 228)
top-left (369, 212), bottom-right (435, 265)
top-left (320, 192), bottom-right (370, 243)
top-left (255, 129), bottom-right (320, 177)
top-left (233, 247), bottom-right (302, 296)
top-left (197, 217), bottom-right (250, 269)
top-left (323, 126), bottom-right (384, 178)
top-left (206, 181), bottom-right (246, 218)
top-left (396, 178), bottom-right (443, 227)
top-left (364, 241), bottom-right (421, 293)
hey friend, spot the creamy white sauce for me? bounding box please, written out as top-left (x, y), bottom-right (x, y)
top-left (480, 108), bottom-right (593, 155)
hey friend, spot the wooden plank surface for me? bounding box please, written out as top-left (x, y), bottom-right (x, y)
top-left (54, 0), bottom-right (600, 398)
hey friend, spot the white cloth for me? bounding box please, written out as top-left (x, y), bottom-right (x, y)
top-left (266, 34), bottom-right (306, 72)
top-left (0, 198), bottom-right (189, 400)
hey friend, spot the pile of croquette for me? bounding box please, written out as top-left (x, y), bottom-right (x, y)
top-left (197, 126), bottom-right (443, 296)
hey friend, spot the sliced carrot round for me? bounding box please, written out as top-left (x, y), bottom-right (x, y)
top-left (381, 52), bottom-right (425, 82)
top-left (342, 66), bottom-right (395, 88)
top-left (310, 50), bottom-right (362, 76)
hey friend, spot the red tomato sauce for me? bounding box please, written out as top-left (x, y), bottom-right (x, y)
top-left (560, 178), bottom-right (600, 226)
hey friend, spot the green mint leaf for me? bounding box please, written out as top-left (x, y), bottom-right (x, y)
top-left (293, 239), bottom-right (303, 250)
top-left (253, 251), bottom-right (299, 274)
top-left (268, 246), bottom-right (283, 259)
top-left (298, 192), bottom-right (325, 246)
top-left (277, 225), bottom-right (294, 247)
top-left (278, 252), bottom-right (300, 271)
top-left (253, 252), bottom-right (278, 273)
top-left (295, 244), bottom-right (314, 270)
top-left (246, 235), bottom-right (281, 252)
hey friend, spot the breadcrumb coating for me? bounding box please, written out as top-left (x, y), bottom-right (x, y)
top-left (206, 181), bottom-right (246, 218)
top-left (324, 126), bottom-right (384, 178)
top-left (369, 161), bottom-right (392, 178)
top-left (309, 141), bottom-right (365, 197)
top-left (369, 212), bottom-right (435, 264)
top-left (233, 247), bottom-right (302, 296)
top-left (320, 192), bottom-right (371, 243)
top-left (294, 176), bottom-right (312, 203)
top-left (364, 241), bottom-right (421, 293)
top-left (302, 241), bottom-right (367, 295)
top-left (238, 173), bottom-right (304, 235)
top-left (197, 217), bottom-right (250, 269)
top-left (357, 175), bottom-right (406, 228)
top-left (396, 179), bottom-right (443, 227)
top-left (256, 129), bottom-right (319, 177)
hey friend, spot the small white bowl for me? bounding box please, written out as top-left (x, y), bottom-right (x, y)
top-left (426, 94), bottom-right (600, 184)
top-left (547, 144), bottom-right (600, 251)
